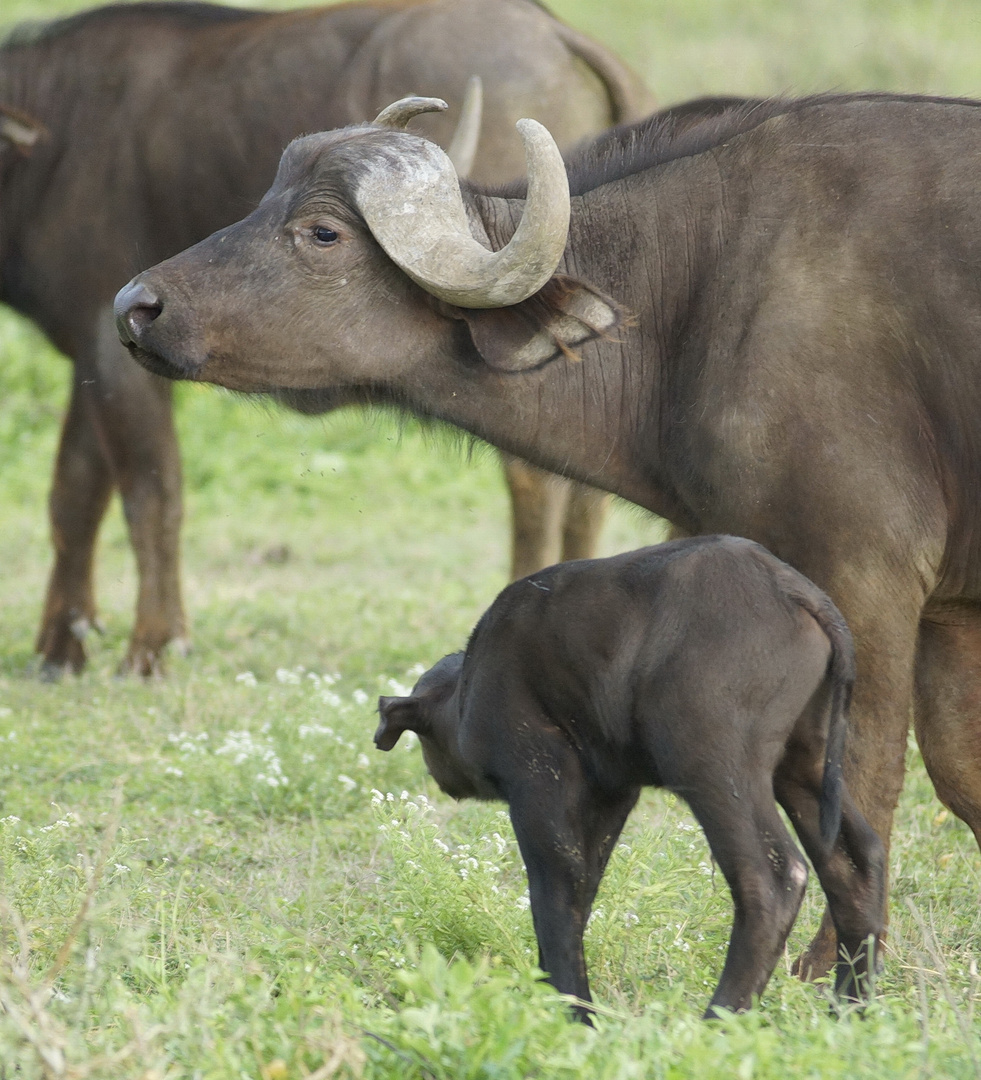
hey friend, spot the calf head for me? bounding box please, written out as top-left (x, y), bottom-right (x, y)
top-left (375, 651), bottom-right (484, 799)
top-left (114, 97), bottom-right (620, 401)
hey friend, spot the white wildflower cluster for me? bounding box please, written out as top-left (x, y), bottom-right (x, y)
top-left (163, 664), bottom-right (430, 798)
top-left (168, 732), bottom-right (209, 755)
top-left (215, 730), bottom-right (289, 787)
top-left (375, 794), bottom-right (520, 888)
top-left (39, 811), bottom-right (80, 834)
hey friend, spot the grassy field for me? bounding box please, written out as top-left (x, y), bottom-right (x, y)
top-left (2, 0), bottom-right (981, 1076)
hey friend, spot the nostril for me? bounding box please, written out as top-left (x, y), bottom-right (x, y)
top-left (113, 280), bottom-right (163, 345)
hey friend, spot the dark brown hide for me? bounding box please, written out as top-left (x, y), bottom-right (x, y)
top-left (0, 0), bottom-right (654, 674)
top-left (374, 537), bottom-right (885, 1019)
top-left (115, 92), bottom-right (981, 973)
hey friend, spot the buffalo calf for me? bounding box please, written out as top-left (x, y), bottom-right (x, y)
top-left (375, 536), bottom-right (885, 1021)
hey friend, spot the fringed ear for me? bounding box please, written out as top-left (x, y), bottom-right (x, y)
top-left (375, 696), bottom-right (430, 751)
top-left (453, 275), bottom-right (624, 373)
top-left (0, 104), bottom-right (46, 156)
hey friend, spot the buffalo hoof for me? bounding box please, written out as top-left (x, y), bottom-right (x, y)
top-left (792, 926), bottom-right (838, 983)
top-left (117, 635), bottom-right (190, 679)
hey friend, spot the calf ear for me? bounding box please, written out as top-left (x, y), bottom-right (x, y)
top-left (0, 104), bottom-right (46, 156)
top-left (375, 696), bottom-right (429, 751)
top-left (450, 276), bottom-right (624, 373)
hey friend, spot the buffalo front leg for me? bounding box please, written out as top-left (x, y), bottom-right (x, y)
top-left (500, 453), bottom-right (609, 580)
top-left (509, 759), bottom-right (639, 1023)
top-left (36, 373), bottom-right (114, 676)
top-left (89, 316), bottom-right (187, 675)
top-left (914, 608), bottom-right (981, 850)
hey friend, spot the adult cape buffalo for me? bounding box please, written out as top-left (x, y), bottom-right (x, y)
top-left (0, 0), bottom-right (653, 676)
top-left (115, 91), bottom-right (981, 975)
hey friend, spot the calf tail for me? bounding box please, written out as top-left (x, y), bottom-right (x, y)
top-left (763, 555), bottom-right (855, 845)
top-left (794, 588), bottom-right (854, 845)
top-left (818, 613), bottom-right (852, 845)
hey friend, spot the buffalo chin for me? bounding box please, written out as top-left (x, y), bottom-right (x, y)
top-left (123, 343), bottom-right (198, 382)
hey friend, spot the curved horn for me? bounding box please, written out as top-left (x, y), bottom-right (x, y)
top-left (445, 76), bottom-right (482, 178)
top-left (354, 117), bottom-right (569, 308)
top-left (372, 95), bottom-right (447, 129)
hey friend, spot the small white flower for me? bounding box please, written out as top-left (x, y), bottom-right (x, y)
top-left (352, 689), bottom-right (369, 706)
top-left (276, 668), bottom-right (302, 685)
top-left (356, 753), bottom-right (370, 768)
top-left (337, 774), bottom-right (357, 792)
top-left (235, 671), bottom-right (258, 687)
top-left (386, 678), bottom-right (412, 696)
top-left (164, 766), bottom-right (184, 778)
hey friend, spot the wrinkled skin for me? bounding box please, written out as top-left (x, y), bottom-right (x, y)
top-left (114, 92), bottom-right (981, 978)
top-left (374, 538), bottom-right (885, 1020)
top-left (0, 0), bottom-right (653, 675)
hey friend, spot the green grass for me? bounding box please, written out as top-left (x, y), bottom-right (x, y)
top-left (3, 0), bottom-right (981, 1076)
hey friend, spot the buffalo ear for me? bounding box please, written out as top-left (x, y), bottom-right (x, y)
top-left (453, 275), bottom-right (624, 373)
top-left (375, 696), bottom-right (429, 751)
top-left (0, 104), bottom-right (46, 156)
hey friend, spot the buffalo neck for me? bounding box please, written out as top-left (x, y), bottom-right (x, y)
top-left (392, 166), bottom-right (724, 524)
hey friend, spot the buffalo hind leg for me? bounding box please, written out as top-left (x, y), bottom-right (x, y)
top-left (36, 375), bottom-right (114, 675)
top-left (500, 454), bottom-right (608, 580)
top-left (774, 750), bottom-right (886, 1003)
top-left (790, 577), bottom-right (925, 982)
top-left (560, 482), bottom-right (610, 563)
top-left (914, 610), bottom-right (981, 850)
top-left (685, 786), bottom-right (809, 1016)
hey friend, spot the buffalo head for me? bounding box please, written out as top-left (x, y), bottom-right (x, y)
top-left (375, 651), bottom-right (493, 800)
top-left (114, 96), bottom-right (619, 403)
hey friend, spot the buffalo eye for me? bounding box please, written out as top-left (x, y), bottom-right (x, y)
top-left (312, 226), bottom-right (339, 246)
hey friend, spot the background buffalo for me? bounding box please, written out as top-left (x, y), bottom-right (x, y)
top-left (0, 0), bottom-right (653, 675)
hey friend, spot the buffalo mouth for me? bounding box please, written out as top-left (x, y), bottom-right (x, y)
top-left (120, 340), bottom-right (200, 382)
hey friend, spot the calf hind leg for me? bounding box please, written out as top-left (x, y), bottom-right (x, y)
top-left (686, 788), bottom-right (809, 1016)
top-left (774, 754), bottom-right (886, 1003)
